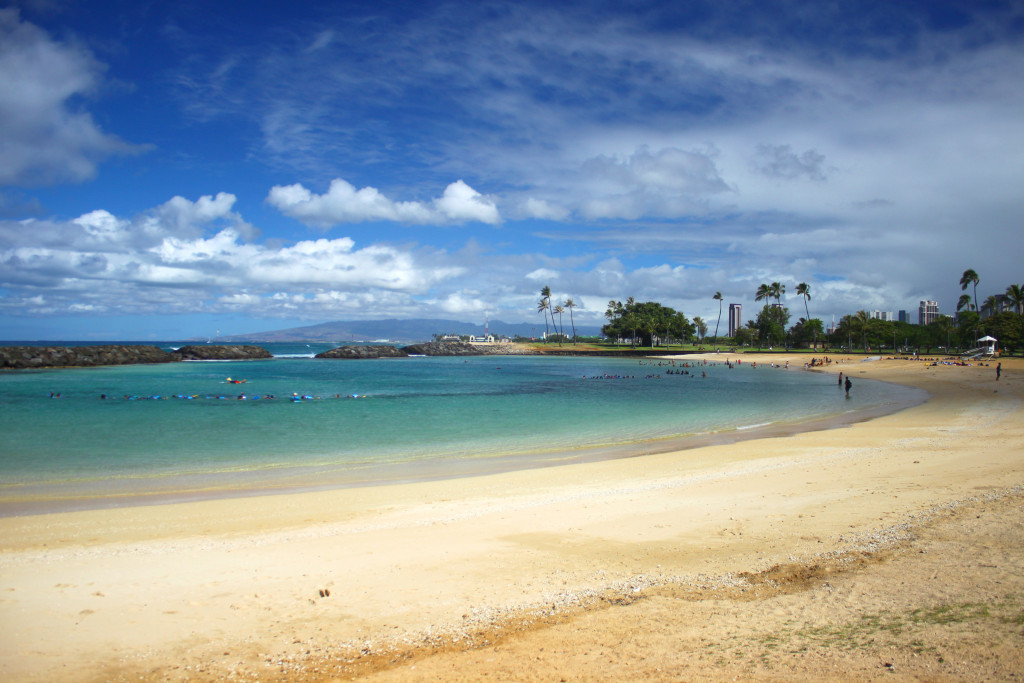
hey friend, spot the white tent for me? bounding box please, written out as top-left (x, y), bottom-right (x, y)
top-left (978, 335), bottom-right (997, 355)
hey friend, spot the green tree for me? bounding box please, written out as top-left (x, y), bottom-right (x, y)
top-left (853, 310), bottom-right (871, 350)
top-left (986, 311), bottom-right (1022, 356)
top-left (834, 311), bottom-right (873, 351)
top-left (553, 305), bottom-right (565, 344)
top-left (789, 317), bottom-right (823, 347)
top-left (671, 311), bottom-right (696, 346)
top-left (957, 310), bottom-right (980, 351)
top-left (770, 281), bottom-right (785, 307)
top-left (693, 316), bottom-right (707, 346)
top-left (957, 294), bottom-right (973, 313)
top-left (603, 300), bottom-right (687, 348)
top-left (753, 304), bottom-right (790, 348)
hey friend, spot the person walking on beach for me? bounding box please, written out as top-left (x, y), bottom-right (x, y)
top-left (845, 376), bottom-right (852, 397)
top-left (996, 363), bottom-right (1001, 381)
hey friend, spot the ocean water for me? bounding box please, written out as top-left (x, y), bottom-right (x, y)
top-left (0, 344), bottom-right (926, 514)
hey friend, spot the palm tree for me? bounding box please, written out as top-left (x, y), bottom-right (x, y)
top-left (983, 295), bottom-right (999, 317)
top-left (563, 298), bottom-right (578, 343)
top-left (537, 297), bottom-right (550, 339)
top-left (796, 282), bottom-right (812, 346)
top-left (960, 269), bottom-right (980, 313)
top-left (712, 292), bottom-right (723, 350)
top-left (553, 305), bottom-right (565, 344)
top-left (770, 281), bottom-right (785, 307)
top-left (1006, 284), bottom-right (1024, 315)
top-left (693, 316), bottom-right (707, 347)
top-left (850, 310), bottom-right (871, 350)
top-left (1007, 284), bottom-right (1024, 356)
top-left (539, 286), bottom-right (553, 339)
top-left (796, 283), bottom-right (811, 320)
top-left (754, 283), bottom-right (770, 304)
top-left (957, 294), bottom-right (973, 312)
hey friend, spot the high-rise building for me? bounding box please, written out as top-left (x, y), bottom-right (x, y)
top-left (918, 300), bottom-right (939, 326)
top-left (898, 310), bottom-right (909, 323)
top-left (871, 310), bottom-right (894, 321)
top-left (728, 303), bottom-right (742, 337)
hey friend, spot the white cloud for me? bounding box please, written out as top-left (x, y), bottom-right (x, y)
top-left (520, 197), bottom-right (570, 220)
top-left (432, 180), bottom-right (501, 225)
top-left (525, 268), bottom-right (559, 282)
top-left (435, 291), bottom-right (487, 315)
top-left (0, 193), bottom-right (467, 319)
top-left (0, 9), bottom-right (144, 186)
top-left (267, 178), bottom-right (501, 228)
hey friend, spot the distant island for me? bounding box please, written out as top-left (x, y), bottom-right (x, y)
top-left (204, 318), bottom-right (604, 344)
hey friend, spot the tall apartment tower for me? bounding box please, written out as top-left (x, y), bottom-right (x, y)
top-left (728, 303), bottom-right (742, 337)
top-left (918, 300), bottom-right (939, 326)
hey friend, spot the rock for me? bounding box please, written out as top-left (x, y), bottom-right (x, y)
top-left (0, 345), bottom-right (176, 369)
top-left (400, 341), bottom-right (536, 356)
top-left (171, 345), bottom-right (273, 361)
top-left (315, 345), bottom-right (409, 359)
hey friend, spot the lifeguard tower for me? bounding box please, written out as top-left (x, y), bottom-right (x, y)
top-left (978, 335), bottom-right (997, 356)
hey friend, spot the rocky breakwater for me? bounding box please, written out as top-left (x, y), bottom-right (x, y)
top-left (171, 345), bottom-right (273, 361)
top-left (401, 341), bottom-right (536, 356)
top-left (315, 345), bottom-right (409, 359)
top-left (0, 345), bottom-right (176, 369)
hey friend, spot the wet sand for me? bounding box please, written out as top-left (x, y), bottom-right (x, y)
top-left (1, 354), bottom-right (1021, 681)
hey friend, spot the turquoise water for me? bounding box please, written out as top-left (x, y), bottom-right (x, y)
top-left (0, 345), bottom-right (926, 513)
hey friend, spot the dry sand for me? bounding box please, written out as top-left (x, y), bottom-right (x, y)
top-left (1, 354), bottom-right (1021, 681)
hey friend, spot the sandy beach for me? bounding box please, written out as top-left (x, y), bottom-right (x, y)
top-left (1, 353), bottom-right (1022, 681)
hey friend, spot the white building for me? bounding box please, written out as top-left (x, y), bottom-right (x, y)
top-left (918, 300), bottom-right (940, 326)
top-left (728, 303), bottom-right (742, 337)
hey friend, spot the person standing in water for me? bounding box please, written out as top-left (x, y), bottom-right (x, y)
top-left (845, 376), bottom-right (852, 397)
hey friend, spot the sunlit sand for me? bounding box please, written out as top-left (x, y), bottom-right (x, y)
top-left (1, 353), bottom-right (1021, 681)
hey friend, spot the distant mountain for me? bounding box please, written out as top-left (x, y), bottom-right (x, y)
top-left (211, 318), bottom-right (603, 343)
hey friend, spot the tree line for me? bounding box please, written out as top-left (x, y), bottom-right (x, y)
top-left (536, 269), bottom-right (1024, 355)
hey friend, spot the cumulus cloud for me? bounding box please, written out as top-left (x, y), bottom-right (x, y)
top-left (0, 193), bottom-right (466, 319)
top-left (0, 9), bottom-right (144, 186)
top-left (266, 178), bottom-right (501, 228)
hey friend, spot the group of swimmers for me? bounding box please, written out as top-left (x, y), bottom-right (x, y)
top-left (54, 391), bottom-right (367, 401)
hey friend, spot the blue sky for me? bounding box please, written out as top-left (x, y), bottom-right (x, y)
top-left (1, 0), bottom-right (1022, 340)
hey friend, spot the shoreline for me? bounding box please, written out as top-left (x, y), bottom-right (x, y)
top-left (0, 353), bottom-right (1020, 680)
top-left (0, 364), bottom-right (926, 518)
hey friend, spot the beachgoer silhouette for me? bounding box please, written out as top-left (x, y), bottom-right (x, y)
top-left (844, 376), bottom-right (852, 397)
top-left (996, 363), bottom-right (1001, 381)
